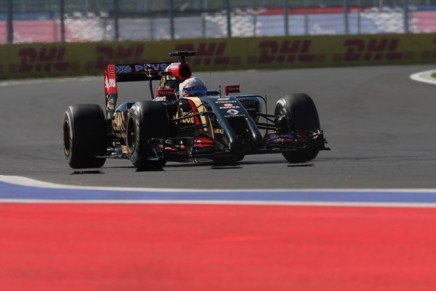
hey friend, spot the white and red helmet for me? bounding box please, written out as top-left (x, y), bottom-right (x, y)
top-left (178, 77), bottom-right (207, 97)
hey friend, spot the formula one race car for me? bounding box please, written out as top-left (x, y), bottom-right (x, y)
top-left (63, 51), bottom-right (329, 170)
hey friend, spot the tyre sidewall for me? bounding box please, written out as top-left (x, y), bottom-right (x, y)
top-left (63, 104), bottom-right (107, 169)
top-left (275, 93), bottom-right (320, 163)
top-left (127, 101), bottom-right (170, 168)
top-left (275, 93), bottom-right (320, 131)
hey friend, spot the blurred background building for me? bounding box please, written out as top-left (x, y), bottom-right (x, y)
top-left (0, 0), bottom-right (435, 44)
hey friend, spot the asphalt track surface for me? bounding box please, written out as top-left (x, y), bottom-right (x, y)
top-left (1, 64), bottom-right (436, 189)
top-left (1, 65), bottom-right (436, 291)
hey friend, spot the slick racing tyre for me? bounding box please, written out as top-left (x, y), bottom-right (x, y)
top-left (275, 93), bottom-right (320, 163)
top-left (126, 101), bottom-right (170, 170)
top-left (63, 104), bottom-right (107, 169)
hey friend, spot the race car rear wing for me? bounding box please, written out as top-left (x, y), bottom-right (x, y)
top-left (104, 51), bottom-right (196, 120)
top-left (104, 62), bottom-right (173, 119)
top-left (106, 63), bottom-right (171, 84)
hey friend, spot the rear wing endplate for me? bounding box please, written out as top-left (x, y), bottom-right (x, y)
top-left (104, 62), bottom-right (171, 119)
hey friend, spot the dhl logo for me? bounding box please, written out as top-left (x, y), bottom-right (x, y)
top-left (257, 40), bottom-right (318, 63)
top-left (337, 38), bottom-right (411, 62)
top-left (175, 42), bottom-right (242, 66)
top-left (15, 46), bottom-right (74, 73)
top-left (95, 44), bottom-right (144, 70)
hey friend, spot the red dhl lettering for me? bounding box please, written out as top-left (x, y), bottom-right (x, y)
top-left (342, 38), bottom-right (404, 61)
top-left (95, 44), bottom-right (144, 70)
top-left (175, 42), bottom-right (241, 66)
top-left (19, 47), bottom-right (65, 62)
top-left (258, 40), bottom-right (316, 63)
top-left (17, 46), bottom-right (71, 73)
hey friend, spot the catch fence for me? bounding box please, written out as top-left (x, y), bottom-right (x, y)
top-left (1, 0), bottom-right (436, 44)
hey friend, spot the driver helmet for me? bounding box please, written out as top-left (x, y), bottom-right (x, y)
top-left (179, 77), bottom-right (207, 97)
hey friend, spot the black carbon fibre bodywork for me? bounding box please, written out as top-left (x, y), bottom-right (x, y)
top-left (63, 51), bottom-right (328, 169)
top-left (106, 94), bottom-right (328, 163)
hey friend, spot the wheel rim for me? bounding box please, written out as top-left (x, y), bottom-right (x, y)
top-left (127, 117), bottom-right (136, 154)
top-left (275, 105), bottom-right (291, 132)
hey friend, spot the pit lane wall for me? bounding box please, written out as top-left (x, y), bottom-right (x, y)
top-left (0, 34), bottom-right (435, 80)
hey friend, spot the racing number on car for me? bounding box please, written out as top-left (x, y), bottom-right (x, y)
top-left (105, 77), bottom-right (116, 89)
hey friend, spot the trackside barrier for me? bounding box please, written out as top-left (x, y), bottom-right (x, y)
top-left (0, 34), bottom-right (435, 80)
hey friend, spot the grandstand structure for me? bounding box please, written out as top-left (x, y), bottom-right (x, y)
top-left (0, 0), bottom-right (435, 43)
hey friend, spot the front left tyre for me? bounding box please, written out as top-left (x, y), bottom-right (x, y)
top-left (63, 104), bottom-right (107, 169)
top-left (126, 101), bottom-right (171, 169)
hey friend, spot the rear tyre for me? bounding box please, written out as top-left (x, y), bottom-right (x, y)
top-left (126, 101), bottom-right (170, 170)
top-left (63, 104), bottom-right (107, 169)
top-left (275, 93), bottom-right (320, 163)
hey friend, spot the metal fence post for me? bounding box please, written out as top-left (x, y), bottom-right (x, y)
top-left (202, 15), bottom-right (206, 38)
top-left (343, 0), bottom-right (349, 34)
top-left (403, 0), bottom-right (410, 33)
top-left (357, 11), bottom-right (361, 34)
top-left (284, 0), bottom-right (289, 36)
top-left (114, 0), bottom-right (119, 40)
top-left (304, 14), bottom-right (309, 35)
top-left (150, 17), bottom-right (154, 40)
top-left (60, 0), bottom-right (65, 42)
top-left (168, 0), bottom-right (175, 40)
top-left (225, 0), bottom-right (231, 38)
top-left (253, 14), bottom-right (257, 36)
top-left (7, 0), bottom-right (13, 44)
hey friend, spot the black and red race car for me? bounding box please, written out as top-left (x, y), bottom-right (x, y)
top-left (63, 51), bottom-right (329, 170)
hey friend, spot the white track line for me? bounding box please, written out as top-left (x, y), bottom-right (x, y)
top-left (2, 175), bottom-right (436, 193)
top-left (410, 70), bottom-right (436, 85)
top-left (3, 175), bottom-right (436, 208)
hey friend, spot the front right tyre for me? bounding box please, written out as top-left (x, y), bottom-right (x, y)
top-left (275, 93), bottom-right (321, 163)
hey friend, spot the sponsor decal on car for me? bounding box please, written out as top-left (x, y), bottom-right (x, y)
top-left (114, 63), bottom-right (170, 74)
top-left (226, 109), bottom-right (240, 115)
top-left (116, 65), bottom-right (132, 74)
top-left (219, 103), bottom-right (241, 110)
top-left (216, 98), bottom-right (231, 102)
